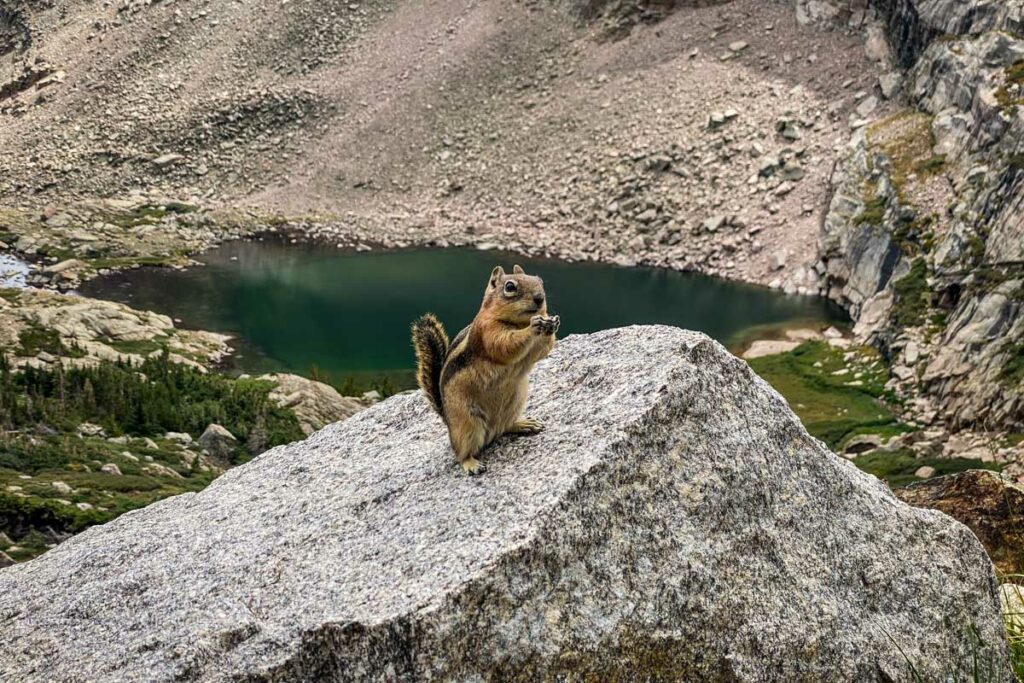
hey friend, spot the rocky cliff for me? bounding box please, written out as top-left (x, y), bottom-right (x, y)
top-left (0, 327), bottom-right (1008, 681)
top-left (814, 0), bottom-right (1024, 433)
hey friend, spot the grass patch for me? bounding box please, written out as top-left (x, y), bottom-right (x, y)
top-left (855, 195), bottom-right (888, 226)
top-left (1005, 580), bottom-right (1024, 681)
top-left (104, 338), bottom-right (167, 357)
top-left (914, 154), bottom-right (947, 176)
top-left (856, 449), bottom-right (999, 488)
top-left (16, 325), bottom-right (85, 358)
top-left (1001, 341), bottom-right (1024, 386)
top-left (102, 203), bottom-right (198, 230)
top-left (996, 60), bottom-right (1024, 109)
top-left (748, 341), bottom-right (899, 450)
top-left (867, 111), bottom-right (938, 193)
top-left (891, 258), bottom-right (930, 328)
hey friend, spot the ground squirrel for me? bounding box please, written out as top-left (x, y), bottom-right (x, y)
top-left (411, 264), bottom-right (560, 474)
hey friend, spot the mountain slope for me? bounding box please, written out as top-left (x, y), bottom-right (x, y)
top-left (1, 0), bottom-right (882, 285)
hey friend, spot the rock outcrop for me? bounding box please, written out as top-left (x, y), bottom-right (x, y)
top-left (0, 287), bottom-right (230, 371)
top-left (897, 469), bottom-right (1024, 575)
top-left (197, 423), bottom-right (239, 463)
top-left (0, 327), bottom-right (1008, 681)
top-left (816, 0), bottom-right (1024, 432)
top-left (260, 372), bottom-right (364, 435)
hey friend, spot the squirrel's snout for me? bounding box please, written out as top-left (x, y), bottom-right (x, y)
top-left (533, 293), bottom-right (545, 307)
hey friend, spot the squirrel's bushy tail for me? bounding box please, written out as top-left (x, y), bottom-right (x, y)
top-left (412, 313), bottom-right (449, 418)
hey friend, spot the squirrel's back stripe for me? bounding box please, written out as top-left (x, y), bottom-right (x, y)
top-left (440, 327), bottom-right (475, 392)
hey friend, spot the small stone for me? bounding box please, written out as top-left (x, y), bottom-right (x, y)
top-left (780, 161), bottom-right (806, 181)
top-left (914, 466), bottom-right (936, 479)
top-left (844, 435), bottom-right (882, 455)
top-left (758, 156), bottom-right (781, 177)
top-left (776, 119), bottom-right (801, 141)
top-left (164, 432), bottom-right (193, 445)
top-left (702, 215), bottom-right (726, 233)
top-left (878, 72), bottom-right (903, 100)
top-left (855, 96), bottom-right (878, 119)
top-left (78, 423), bottom-right (106, 438)
top-left (729, 41), bottom-right (749, 53)
top-left (52, 481), bottom-right (73, 495)
top-left (635, 209), bottom-right (658, 224)
top-left (905, 342), bottom-right (920, 365)
top-left (151, 153), bottom-right (184, 167)
top-left (100, 463), bottom-right (123, 476)
top-left (707, 112), bottom-right (728, 129)
top-left (892, 365), bottom-right (915, 382)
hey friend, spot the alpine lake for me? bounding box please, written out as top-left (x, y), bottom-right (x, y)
top-left (81, 239), bottom-right (848, 392)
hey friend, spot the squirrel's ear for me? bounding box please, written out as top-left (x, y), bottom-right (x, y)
top-left (512, 264), bottom-right (525, 275)
top-left (489, 266), bottom-right (505, 288)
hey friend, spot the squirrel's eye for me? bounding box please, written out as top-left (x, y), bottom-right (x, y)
top-left (504, 281), bottom-right (517, 294)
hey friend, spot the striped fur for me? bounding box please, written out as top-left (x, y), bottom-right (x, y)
top-left (411, 314), bottom-right (449, 418)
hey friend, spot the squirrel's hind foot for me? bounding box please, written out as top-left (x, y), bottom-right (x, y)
top-left (508, 417), bottom-right (545, 435)
top-left (460, 457), bottom-right (486, 475)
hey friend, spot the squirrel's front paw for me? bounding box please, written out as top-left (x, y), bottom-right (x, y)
top-left (531, 314), bottom-right (560, 336)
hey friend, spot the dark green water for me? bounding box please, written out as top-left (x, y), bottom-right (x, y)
top-left (82, 241), bottom-right (847, 388)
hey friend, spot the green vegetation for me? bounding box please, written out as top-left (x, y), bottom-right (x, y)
top-left (0, 351), bottom-right (304, 561)
top-left (746, 341), bottom-right (1003, 489)
top-left (891, 259), bottom-right (930, 328)
top-left (867, 112), bottom-right (940, 193)
top-left (855, 194), bottom-right (888, 226)
top-left (894, 213), bottom-right (936, 257)
top-left (103, 337), bottom-right (168, 357)
top-left (1001, 341), bottom-right (1024, 387)
top-left (748, 341), bottom-right (900, 451)
top-left (856, 450), bottom-right (999, 489)
top-left (309, 364), bottom-right (405, 398)
top-left (0, 435), bottom-right (215, 562)
top-left (0, 352), bottom-right (302, 453)
top-left (996, 60), bottom-right (1024, 109)
top-left (16, 325), bottom-right (85, 358)
top-left (103, 202), bottom-right (197, 230)
top-left (914, 154), bottom-right (947, 176)
top-left (1005, 580), bottom-right (1024, 681)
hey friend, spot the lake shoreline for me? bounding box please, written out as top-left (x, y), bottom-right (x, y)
top-left (0, 198), bottom-right (826, 298)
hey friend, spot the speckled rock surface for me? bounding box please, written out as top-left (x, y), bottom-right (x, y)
top-left (0, 327), bottom-right (1009, 681)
